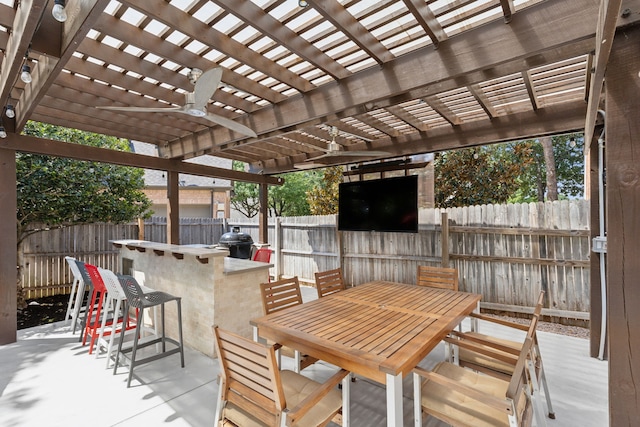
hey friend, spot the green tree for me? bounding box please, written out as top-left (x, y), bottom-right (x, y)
top-left (269, 170), bottom-right (320, 217)
top-left (17, 121), bottom-right (151, 305)
top-left (306, 166), bottom-right (342, 215)
top-left (230, 161), bottom-right (260, 218)
top-left (509, 133), bottom-right (584, 203)
top-left (434, 144), bottom-right (532, 208)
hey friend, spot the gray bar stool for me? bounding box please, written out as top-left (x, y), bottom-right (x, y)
top-left (113, 274), bottom-right (185, 387)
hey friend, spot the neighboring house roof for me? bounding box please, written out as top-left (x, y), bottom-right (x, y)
top-left (130, 141), bottom-right (233, 189)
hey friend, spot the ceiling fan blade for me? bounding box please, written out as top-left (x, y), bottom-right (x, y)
top-left (97, 105), bottom-right (182, 113)
top-left (306, 150), bottom-right (390, 161)
top-left (198, 112), bottom-right (257, 138)
top-left (294, 162), bottom-right (330, 170)
top-left (194, 68), bottom-right (223, 110)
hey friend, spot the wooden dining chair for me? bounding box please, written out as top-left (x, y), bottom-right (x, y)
top-left (314, 268), bottom-right (346, 298)
top-left (446, 290), bottom-right (555, 420)
top-left (416, 265), bottom-right (459, 291)
top-left (213, 326), bottom-right (349, 427)
top-left (414, 305), bottom-right (546, 427)
top-left (259, 277), bottom-right (317, 372)
top-left (260, 277), bottom-right (303, 315)
top-left (413, 335), bottom-right (537, 427)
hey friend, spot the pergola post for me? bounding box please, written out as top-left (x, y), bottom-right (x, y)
top-left (258, 183), bottom-right (268, 244)
top-left (166, 170), bottom-right (180, 244)
top-left (0, 147), bottom-right (17, 344)
top-left (605, 24), bottom-right (640, 424)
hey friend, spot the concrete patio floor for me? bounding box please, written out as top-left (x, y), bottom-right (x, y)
top-left (0, 287), bottom-right (607, 427)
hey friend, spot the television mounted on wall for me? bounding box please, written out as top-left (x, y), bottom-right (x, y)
top-left (338, 175), bottom-right (418, 233)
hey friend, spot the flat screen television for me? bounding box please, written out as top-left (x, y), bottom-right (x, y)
top-left (338, 175), bottom-right (418, 233)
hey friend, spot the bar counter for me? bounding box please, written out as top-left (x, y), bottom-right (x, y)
top-left (111, 240), bottom-right (272, 357)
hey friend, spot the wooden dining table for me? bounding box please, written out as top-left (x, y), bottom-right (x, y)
top-left (250, 280), bottom-right (482, 426)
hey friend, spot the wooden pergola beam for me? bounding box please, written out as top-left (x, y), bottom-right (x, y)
top-left (308, 0), bottom-right (393, 65)
top-left (584, 0), bottom-right (624, 144)
top-left (210, 0), bottom-right (350, 81)
top-left (259, 99), bottom-right (589, 174)
top-left (0, 0), bottom-right (48, 109)
top-left (123, 0), bottom-right (315, 93)
top-left (16, 0), bottom-right (112, 129)
top-left (164, 0), bottom-right (611, 159)
top-left (0, 134), bottom-right (283, 185)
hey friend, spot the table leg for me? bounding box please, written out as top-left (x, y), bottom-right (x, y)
top-left (341, 375), bottom-right (351, 427)
top-left (413, 371), bottom-right (422, 426)
top-left (386, 372), bottom-right (403, 427)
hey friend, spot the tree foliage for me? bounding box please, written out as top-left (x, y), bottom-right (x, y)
top-left (230, 161), bottom-right (260, 218)
top-left (231, 162), bottom-right (320, 217)
top-left (18, 122), bottom-right (151, 243)
top-left (434, 144), bottom-right (533, 208)
top-left (435, 134), bottom-right (585, 207)
top-left (269, 170), bottom-right (320, 217)
top-left (306, 166), bottom-right (342, 215)
top-left (509, 133), bottom-right (585, 203)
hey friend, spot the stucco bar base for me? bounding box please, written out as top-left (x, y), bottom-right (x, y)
top-left (112, 240), bottom-right (271, 357)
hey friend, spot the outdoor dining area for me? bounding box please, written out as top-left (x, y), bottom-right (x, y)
top-left (1, 0), bottom-right (638, 425)
top-left (0, 256), bottom-right (607, 427)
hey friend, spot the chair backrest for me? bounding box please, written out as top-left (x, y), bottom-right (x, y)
top-left (65, 256), bottom-right (82, 282)
top-left (116, 274), bottom-right (145, 309)
top-left (253, 247), bottom-right (272, 263)
top-left (98, 267), bottom-right (125, 299)
top-left (75, 261), bottom-right (106, 293)
top-left (506, 293), bottom-right (542, 403)
top-left (260, 277), bottom-right (303, 315)
top-left (213, 325), bottom-right (285, 425)
top-left (505, 335), bottom-right (535, 424)
top-left (85, 263), bottom-right (108, 293)
top-left (416, 265), bottom-right (459, 291)
top-left (315, 268), bottom-right (345, 298)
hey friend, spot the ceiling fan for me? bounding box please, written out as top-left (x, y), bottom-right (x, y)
top-left (97, 68), bottom-right (257, 138)
top-left (295, 126), bottom-right (390, 168)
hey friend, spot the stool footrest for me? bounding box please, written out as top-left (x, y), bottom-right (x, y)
top-left (119, 336), bottom-right (183, 368)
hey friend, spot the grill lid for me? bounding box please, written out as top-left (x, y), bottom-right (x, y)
top-left (219, 226), bottom-right (254, 244)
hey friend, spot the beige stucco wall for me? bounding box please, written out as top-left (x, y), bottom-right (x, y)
top-left (117, 244), bottom-right (269, 357)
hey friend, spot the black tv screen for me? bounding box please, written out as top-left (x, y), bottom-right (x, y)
top-left (338, 175), bottom-right (418, 233)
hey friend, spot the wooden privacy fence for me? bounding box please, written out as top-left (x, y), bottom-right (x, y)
top-left (20, 223), bottom-right (138, 298)
top-left (21, 200), bottom-right (590, 322)
top-left (230, 200), bottom-right (590, 322)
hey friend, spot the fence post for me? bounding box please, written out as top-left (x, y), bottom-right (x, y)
top-left (137, 217), bottom-right (145, 240)
top-left (441, 211), bottom-right (449, 267)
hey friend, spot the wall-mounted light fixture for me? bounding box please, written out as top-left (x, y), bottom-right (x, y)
top-left (0, 125), bottom-right (7, 139)
top-left (5, 104), bottom-right (15, 119)
top-left (52, 0), bottom-right (68, 22)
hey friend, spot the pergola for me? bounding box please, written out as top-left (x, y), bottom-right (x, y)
top-left (0, 0), bottom-right (638, 422)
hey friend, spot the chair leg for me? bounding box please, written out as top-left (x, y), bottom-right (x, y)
top-left (127, 309), bottom-right (145, 388)
top-left (177, 299), bottom-right (184, 368)
top-left (71, 280), bottom-right (85, 334)
top-left (65, 277), bottom-right (79, 322)
top-left (527, 359), bottom-right (549, 427)
top-left (113, 302), bottom-right (131, 376)
top-left (536, 351), bottom-right (556, 418)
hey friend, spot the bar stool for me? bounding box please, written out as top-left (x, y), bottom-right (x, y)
top-left (64, 256), bottom-right (86, 334)
top-left (73, 260), bottom-right (100, 344)
top-left (95, 267), bottom-right (138, 368)
top-left (113, 274), bottom-right (185, 388)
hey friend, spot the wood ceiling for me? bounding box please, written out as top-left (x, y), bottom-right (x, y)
top-left (0, 0), bottom-right (636, 177)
